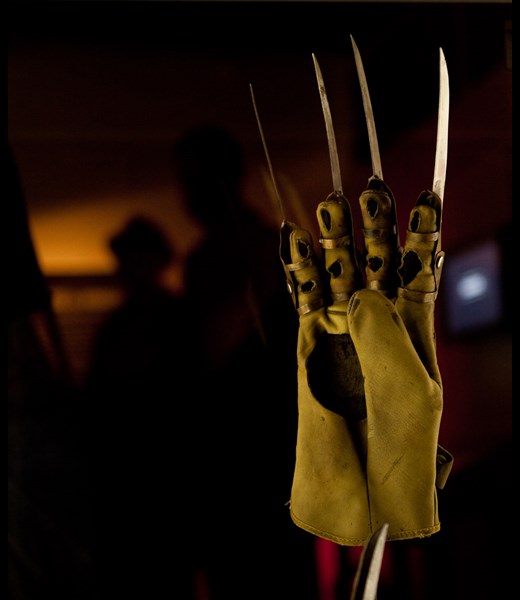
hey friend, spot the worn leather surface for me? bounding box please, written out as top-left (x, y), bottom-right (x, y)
top-left (281, 178), bottom-right (453, 545)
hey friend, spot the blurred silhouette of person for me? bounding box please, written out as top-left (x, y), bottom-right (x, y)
top-left (84, 215), bottom-right (195, 598)
top-left (8, 144), bottom-right (93, 600)
top-left (175, 125), bottom-right (319, 599)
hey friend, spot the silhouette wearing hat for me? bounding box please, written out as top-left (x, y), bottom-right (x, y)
top-left (84, 215), bottom-right (195, 598)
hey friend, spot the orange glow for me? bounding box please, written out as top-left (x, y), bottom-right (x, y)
top-left (27, 184), bottom-right (203, 278)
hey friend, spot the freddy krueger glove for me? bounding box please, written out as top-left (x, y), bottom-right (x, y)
top-left (280, 176), bottom-right (453, 545)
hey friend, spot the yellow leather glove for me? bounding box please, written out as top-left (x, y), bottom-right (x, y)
top-left (281, 176), bottom-right (453, 545)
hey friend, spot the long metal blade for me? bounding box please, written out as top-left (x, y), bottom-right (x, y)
top-left (249, 83), bottom-right (285, 221)
top-left (350, 523), bottom-right (389, 600)
top-left (350, 35), bottom-right (383, 180)
top-left (312, 53), bottom-right (343, 194)
top-left (433, 48), bottom-right (450, 202)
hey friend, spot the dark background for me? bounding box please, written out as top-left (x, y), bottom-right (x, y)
top-left (8, 2), bottom-right (512, 599)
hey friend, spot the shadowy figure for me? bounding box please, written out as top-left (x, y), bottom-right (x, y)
top-left (176, 125), bottom-right (319, 599)
top-left (84, 216), bottom-right (194, 598)
top-left (8, 145), bottom-right (93, 600)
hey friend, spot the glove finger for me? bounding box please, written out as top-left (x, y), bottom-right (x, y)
top-left (315, 191), bottom-right (363, 305)
top-left (347, 288), bottom-right (444, 538)
top-left (358, 176), bottom-right (400, 298)
top-left (279, 220), bottom-right (325, 315)
top-left (396, 190), bottom-right (444, 384)
top-left (347, 288), bottom-right (437, 389)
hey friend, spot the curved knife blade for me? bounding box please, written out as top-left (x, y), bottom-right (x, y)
top-left (312, 53), bottom-right (343, 195)
top-left (350, 35), bottom-right (383, 181)
top-left (433, 48), bottom-right (450, 203)
top-left (249, 83), bottom-right (286, 222)
top-left (350, 523), bottom-right (389, 600)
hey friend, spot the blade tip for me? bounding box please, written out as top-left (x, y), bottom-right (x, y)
top-left (312, 53), bottom-right (321, 73)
